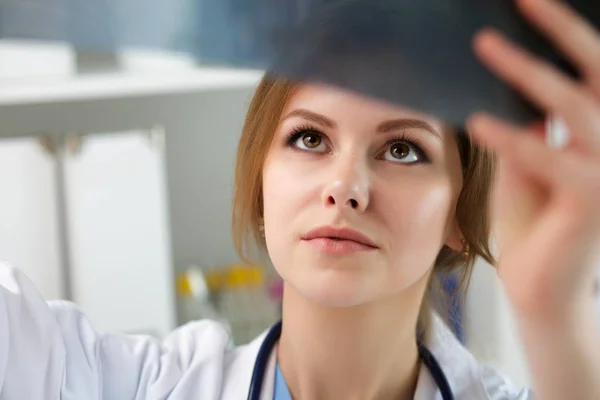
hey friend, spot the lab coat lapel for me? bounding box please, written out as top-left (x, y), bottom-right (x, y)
top-left (416, 312), bottom-right (492, 399)
top-left (221, 329), bottom-right (277, 400)
top-left (413, 363), bottom-right (439, 399)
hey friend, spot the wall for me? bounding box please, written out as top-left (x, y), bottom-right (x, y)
top-left (164, 86), bottom-right (256, 273)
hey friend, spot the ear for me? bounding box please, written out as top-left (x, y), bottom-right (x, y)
top-left (445, 217), bottom-right (463, 252)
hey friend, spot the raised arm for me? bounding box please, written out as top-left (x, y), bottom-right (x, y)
top-left (467, 1), bottom-right (600, 399)
top-left (0, 262), bottom-right (228, 399)
top-left (0, 262), bottom-right (67, 397)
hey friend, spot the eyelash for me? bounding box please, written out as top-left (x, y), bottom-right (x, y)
top-left (285, 124), bottom-right (324, 147)
top-left (385, 133), bottom-right (430, 163)
top-left (285, 125), bottom-right (430, 163)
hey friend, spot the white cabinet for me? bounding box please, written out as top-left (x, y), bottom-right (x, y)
top-left (0, 131), bottom-right (177, 337)
top-left (0, 137), bottom-right (64, 300)
top-left (64, 131), bottom-right (176, 336)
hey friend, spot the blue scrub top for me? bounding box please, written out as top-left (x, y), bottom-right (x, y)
top-left (273, 363), bottom-right (292, 400)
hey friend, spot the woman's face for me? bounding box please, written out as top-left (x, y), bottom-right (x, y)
top-left (262, 84), bottom-right (464, 307)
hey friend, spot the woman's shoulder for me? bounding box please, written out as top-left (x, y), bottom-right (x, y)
top-left (425, 312), bottom-right (533, 399)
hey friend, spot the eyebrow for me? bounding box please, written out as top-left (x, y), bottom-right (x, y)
top-left (282, 109), bottom-right (336, 129)
top-left (377, 118), bottom-right (441, 140)
top-left (281, 108), bottom-right (441, 140)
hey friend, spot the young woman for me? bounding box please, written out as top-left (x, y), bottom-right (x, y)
top-left (0, 0), bottom-right (599, 399)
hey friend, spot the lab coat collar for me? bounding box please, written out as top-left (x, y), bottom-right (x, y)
top-left (414, 312), bottom-right (492, 399)
top-left (221, 329), bottom-right (278, 400)
top-left (225, 312), bottom-right (491, 399)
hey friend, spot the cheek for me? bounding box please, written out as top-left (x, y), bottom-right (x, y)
top-left (262, 157), bottom-right (307, 282)
top-left (381, 177), bottom-right (456, 253)
top-left (262, 156), bottom-right (315, 257)
top-left (263, 157), bottom-right (309, 221)
top-left (375, 178), bottom-right (456, 291)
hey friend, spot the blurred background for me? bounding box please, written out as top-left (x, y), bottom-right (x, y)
top-left (0, 1), bottom-right (533, 389)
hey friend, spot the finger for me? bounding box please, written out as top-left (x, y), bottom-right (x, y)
top-left (528, 118), bottom-right (566, 149)
top-left (467, 112), bottom-right (563, 186)
top-left (490, 157), bottom-right (543, 252)
top-left (528, 118), bottom-right (547, 141)
top-left (517, 0), bottom-right (600, 78)
top-left (473, 29), bottom-right (600, 154)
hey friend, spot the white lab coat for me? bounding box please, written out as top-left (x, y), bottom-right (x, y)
top-left (0, 262), bottom-right (532, 399)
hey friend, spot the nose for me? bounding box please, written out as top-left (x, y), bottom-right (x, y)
top-left (322, 156), bottom-right (370, 213)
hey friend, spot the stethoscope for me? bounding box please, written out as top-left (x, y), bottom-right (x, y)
top-left (247, 321), bottom-right (454, 400)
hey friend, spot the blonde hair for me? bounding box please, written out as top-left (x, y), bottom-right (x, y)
top-left (232, 74), bottom-right (496, 330)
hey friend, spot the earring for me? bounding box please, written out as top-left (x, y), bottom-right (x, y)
top-left (460, 238), bottom-right (470, 259)
top-left (258, 219), bottom-right (265, 238)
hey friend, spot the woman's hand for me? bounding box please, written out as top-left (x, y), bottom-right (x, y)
top-left (466, 0), bottom-right (600, 398)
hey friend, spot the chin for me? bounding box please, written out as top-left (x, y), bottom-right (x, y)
top-left (291, 265), bottom-right (382, 307)
top-left (270, 245), bottom-right (430, 308)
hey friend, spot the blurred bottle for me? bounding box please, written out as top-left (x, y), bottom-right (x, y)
top-left (176, 265), bottom-right (231, 334)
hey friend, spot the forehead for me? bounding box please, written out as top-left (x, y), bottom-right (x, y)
top-left (283, 83), bottom-right (447, 130)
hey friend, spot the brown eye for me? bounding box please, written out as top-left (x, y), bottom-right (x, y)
top-left (384, 141), bottom-right (421, 163)
top-left (302, 133), bottom-right (321, 148)
top-left (291, 130), bottom-right (327, 153)
top-left (390, 143), bottom-right (410, 159)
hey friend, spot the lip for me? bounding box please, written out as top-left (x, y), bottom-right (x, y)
top-left (301, 225), bottom-right (378, 254)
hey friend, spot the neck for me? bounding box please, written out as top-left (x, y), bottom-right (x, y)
top-left (277, 280), bottom-right (428, 400)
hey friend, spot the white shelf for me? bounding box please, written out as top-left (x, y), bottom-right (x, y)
top-left (0, 68), bottom-right (263, 106)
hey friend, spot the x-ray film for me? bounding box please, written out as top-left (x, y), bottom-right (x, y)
top-left (0, 0), bottom-right (598, 128)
